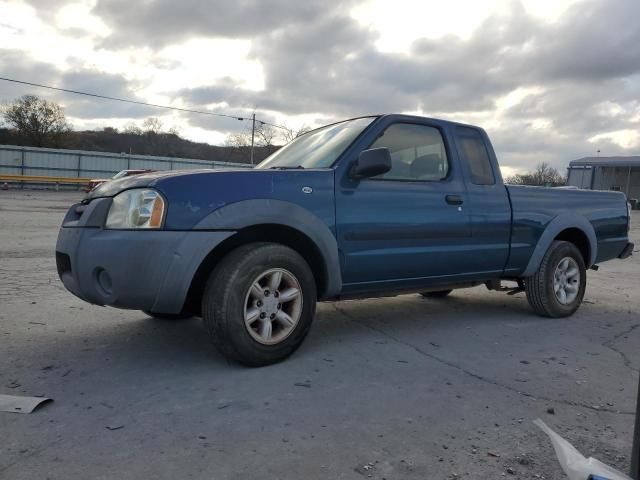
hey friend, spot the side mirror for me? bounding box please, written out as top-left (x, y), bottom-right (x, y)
top-left (349, 148), bottom-right (391, 180)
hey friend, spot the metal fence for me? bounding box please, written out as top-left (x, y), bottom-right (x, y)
top-left (0, 144), bottom-right (251, 187)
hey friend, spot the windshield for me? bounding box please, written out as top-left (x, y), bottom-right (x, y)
top-left (112, 170), bottom-right (128, 179)
top-left (256, 117), bottom-right (376, 169)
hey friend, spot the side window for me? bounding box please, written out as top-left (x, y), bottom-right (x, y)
top-left (368, 123), bottom-right (449, 181)
top-left (455, 127), bottom-right (495, 185)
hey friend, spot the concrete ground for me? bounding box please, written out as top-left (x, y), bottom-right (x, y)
top-left (0, 189), bottom-right (638, 480)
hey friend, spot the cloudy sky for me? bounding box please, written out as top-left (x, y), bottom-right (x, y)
top-left (1, 0), bottom-right (639, 174)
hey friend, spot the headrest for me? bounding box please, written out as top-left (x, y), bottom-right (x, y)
top-left (410, 154), bottom-right (443, 179)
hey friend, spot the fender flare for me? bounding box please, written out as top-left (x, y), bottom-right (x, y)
top-left (522, 214), bottom-right (597, 277)
top-left (194, 199), bottom-right (342, 298)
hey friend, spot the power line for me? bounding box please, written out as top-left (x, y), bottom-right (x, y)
top-left (258, 119), bottom-right (290, 131)
top-left (0, 75), bottom-right (295, 165)
top-left (0, 76), bottom-right (288, 129)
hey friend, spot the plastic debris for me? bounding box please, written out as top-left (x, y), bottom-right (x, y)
top-left (534, 419), bottom-right (632, 480)
top-left (0, 394), bottom-right (52, 414)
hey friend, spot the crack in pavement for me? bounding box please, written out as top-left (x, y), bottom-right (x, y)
top-left (603, 323), bottom-right (640, 372)
top-left (331, 304), bottom-right (635, 416)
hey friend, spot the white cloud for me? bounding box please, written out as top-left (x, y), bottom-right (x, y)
top-left (499, 165), bottom-right (522, 178)
top-left (589, 130), bottom-right (640, 150)
top-left (55, 1), bottom-right (110, 36)
top-left (1, 0), bottom-right (639, 174)
top-left (154, 38), bottom-right (264, 92)
top-left (351, 0), bottom-right (582, 53)
top-left (494, 86), bottom-right (545, 110)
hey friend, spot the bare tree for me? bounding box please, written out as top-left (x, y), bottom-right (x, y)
top-left (167, 125), bottom-right (181, 137)
top-left (505, 162), bottom-right (566, 187)
top-left (224, 125), bottom-right (276, 148)
top-left (123, 121), bottom-right (142, 135)
top-left (224, 132), bottom-right (250, 148)
top-left (281, 124), bottom-right (311, 143)
top-left (255, 123), bottom-right (276, 147)
top-left (224, 122), bottom-right (311, 149)
top-left (142, 117), bottom-right (163, 135)
top-left (1, 95), bottom-right (71, 147)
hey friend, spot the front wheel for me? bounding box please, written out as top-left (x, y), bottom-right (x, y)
top-left (202, 242), bottom-right (317, 367)
top-left (525, 240), bottom-right (586, 318)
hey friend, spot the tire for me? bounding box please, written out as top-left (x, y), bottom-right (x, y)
top-left (420, 289), bottom-right (453, 298)
top-left (143, 311), bottom-right (192, 320)
top-left (525, 240), bottom-right (586, 318)
top-left (202, 242), bottom-right (317, 367)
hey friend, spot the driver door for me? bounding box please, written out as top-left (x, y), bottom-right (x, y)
top-left (335, 120), bottom-right (473, 294)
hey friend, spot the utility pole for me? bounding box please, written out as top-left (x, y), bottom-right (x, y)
top-left (250, 112), bottom-right (256, 165)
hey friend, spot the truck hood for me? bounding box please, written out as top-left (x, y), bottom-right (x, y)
top-left (84, 166), bottom-right (335, 230)
top-left (85, 168), bottom-right (250, 199)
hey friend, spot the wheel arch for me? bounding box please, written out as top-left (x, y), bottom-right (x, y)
top-left (184, 199), bottom-right (341, 313)
top-left (554, 228), bottom-right (591, 266)
top-left (522, 214), bottom-right (597, 277)
top-left (185, 224), bottom-right (333, 313)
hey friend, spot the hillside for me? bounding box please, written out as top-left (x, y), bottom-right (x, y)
top-left (0, 127), bottom-right (279, 164)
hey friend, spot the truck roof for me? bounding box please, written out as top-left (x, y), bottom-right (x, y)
top-left (311, 113), bottom-right (483, 135)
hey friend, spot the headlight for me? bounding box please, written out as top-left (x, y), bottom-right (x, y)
top-left (106, 189), bottom-right (165, 229)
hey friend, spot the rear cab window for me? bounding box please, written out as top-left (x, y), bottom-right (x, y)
top-left (455, 127), bottom-right (495, 185)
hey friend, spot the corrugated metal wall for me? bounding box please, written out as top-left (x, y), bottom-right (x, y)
top-left (0, 144), bottom-right (252, 182)
top-left (0, 146), bottom-right (24, 175)
top-left (569, 164), bottom-right (640, 200)
top-left (592, 166), bottom-right (640, 199)
top-left (567, 166), bottom-right (593, 188)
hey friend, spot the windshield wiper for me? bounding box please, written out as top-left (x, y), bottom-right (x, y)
top-left (268, 165), bottom-right (305, 170)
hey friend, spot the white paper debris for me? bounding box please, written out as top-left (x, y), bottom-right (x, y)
top-left (0, 394), bottom-right (52, 414)
top-left (534, 418), bottom-right (632, 480)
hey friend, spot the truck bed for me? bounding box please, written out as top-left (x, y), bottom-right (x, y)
top-left (505, 185), bottom-right (629, 274)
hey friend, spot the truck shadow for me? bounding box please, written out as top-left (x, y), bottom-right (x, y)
top-left (32, 288), bottom-right (588, 375)
top-left (21, 288), bottom-right (631, 425)
top-left (315, 290), bottom-right (536, 334)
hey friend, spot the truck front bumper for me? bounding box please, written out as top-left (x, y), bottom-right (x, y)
top-left (55, 198), bottom-right (234, 314)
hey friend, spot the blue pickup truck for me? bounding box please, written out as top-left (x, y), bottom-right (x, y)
top-left (56, 114), bottom-right (633, 366)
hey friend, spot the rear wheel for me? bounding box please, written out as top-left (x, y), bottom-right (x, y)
top-left (525, 240), bottom-right (586, 317)
top-left (420, 289), bottom-right (453, 298)
top-left (202, 242), bottom-right (317, 367)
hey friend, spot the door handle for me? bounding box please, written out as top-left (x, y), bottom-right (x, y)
top-left (445, 194), bottom-right (463, 205)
